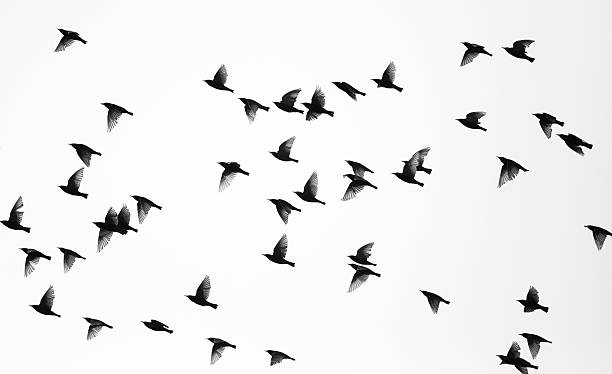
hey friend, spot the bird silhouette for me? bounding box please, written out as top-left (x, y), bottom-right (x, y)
top-left (186, 275), bottom-right (218, 309)
top-left (503, 40), bottom-right (535, 63)
top-left (117, 205), bottom-right (137, 233)
top-left (346, 160), bottom-right (373, 177)
top-left (54, 29), bottom-right (86, 52)
top-left (1, 196), bottom-right (30, 233)
top-left (294, 172), bottom-right (325, 204)
top-left (131, 195), bottom-right (162, 224)
top-left (420, 290), bottom-right (450, 314)
top-left (341, 174), bottom-right (377, 201)
top-left (268, 199), bottom-right (301, 224)
top-left (274, 89), bottom-right (304, 114)
top-left (204, 65), bottom-right (233, 92)
top-left (59, 167), bottom-right (88, 198)
top-left (585, 225), bottom-right (612, 251)
top-left (519, 333), bottom-right (551, 359)
top-left (517, 286), bottom-right (548, 313)
top-left (302, 87), bottom-right (334, 121)
top-left (263, 234), bottom-right (295, 267)
top-left (93, 207), bottom-right (126, 252)
top-left (372, 61), bottom-right (403, 92)
top-left (456, 112), bottom-right (487, 131)
top-left (30, 286), bottom-right (60, 317)
top-left (101, 103), bottom-right (133, 132)
top-left (270, 136), bottom-right (298, 162)
top-left (21, 248), bottom-right (51, 277)
top-left (460, 42), bottom-right (492, 66)
top-left (393, 147), bottom-right (431, 187)
top-left (497, 342), bottom-right (538, 374)
top-left (83, 318), bottom-right (113, 340)
top-left (70, 143), bottom-right (101, 167)
top-left (498, 157), bottom-right (528, 188)
top-left (142, 320), bottom-right (173, 333)
top-left (239, 98), bottom-right (269, 123)
top-left (218, 162), bottom-right (250, 191)
top-left (532, 113), bottom-right (564, 139)
top-left (265, 350), bottom-right (295, 366)
top-left (208, 338), bottom-right (236, 365)
top-left (58, 247), bottom-right (86, 273)
top-left (557, 133), bottom-right (592, 155)
top-left (348, 242), bottom-right (376, 266)
top-left (348, 263), bottom-right (380, 293)
top-left (332, 81), bottom-right (366, 101)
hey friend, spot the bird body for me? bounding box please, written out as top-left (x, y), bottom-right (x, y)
top-left (239, 98), bottom-right (269, 123)
top-left (533, 113), bottom-right (564, 138)
top-left (372, 61), bottom-right (403, 92)
top-left (204, 65), bottom-right (233, 92)
top-left (30, 286), bottom-right (60, 317)
top-left (456, 111), bottom-right (487, 131)
top-left (21, 248), bottom-right (51, 277)
top-left (342, 174), bottom-right (377, 201)
top-left (348, 263), bottom-right (381, 293)
top-left (102, 102), bottom-right (133, 132)
top-left (131, 195), bottom-right (162, 224)
top-left (265, 350), bottom-right (295, 366)
top-left (498, 157), bottom-right (528, 188)
top-left (1, 196), bottom-right (30, 233)
top-left (186, 275), bottom-right (218, 309)
top-left (142, 320), bottom-right (173, 333)
top-left (58, 247), bottom-right (86, 273)
top-left (460, 42), bottom-right (492, 66)
top-left (348, 242), bottom-right (376, 266)
top-left (55, 29), bottom-right (86, 52)
top-left (503, 40), bottom-right (535, 62)
top-left (263, 234), bottom-right (295, 267)
top-left (218, 162), bottom-right (250, 191)
top-left (294, 172), bottom-right (325, 204)
top-left (517, 286), bottom-right (548, 313)
top-left (269, 199), bottom-right (301, 224)
top-left (59, 167), bottom-right (88, 198)
top-left (274, 89), bottom-right (304, 113)
top-left (270, 136), bottom-right (298, 162)
top-left (557, 133), bottom-right (592, 155)
top-left (332, 81), bottom-right (366, 100)
top-left (519, 333), bottom-right (551, 359)
top-left (420, 290), bottom-right (450, 314)
top-left (70, 143), bottom-right (101, 167)
top-left (208, 338), bottom-right (236, 364)
top-left (83, 317), bottom-right (113, 340)
top-left (302, 87), bottom-right (334, 121)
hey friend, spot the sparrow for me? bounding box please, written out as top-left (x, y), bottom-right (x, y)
top-left (372, 61), bottom-right (403, 92)
top-left (218, 162), bottom-right (250, 191)
top-left (204, 65), bottom-right (234, 92)
top-left (1, 196), bottom-right (30, 233)
top-left (263, 234), bottom-right (295, 267)
top-left (54, 28), bottom-right (87, 52)
top-left (294, 172), bottom-right (325, 204)
top-left (186, 275), bottom-right (218, 309)
top-left (274, 89), bottom-right (303, 114)
top-left (30, 286), bottom-right (60, 317)
top-left (517, 286), bottom-right (549, 313)
top-left (460, 42), bottom-right (492, 66)
top-left (59, 167), bottom-right (88, 198)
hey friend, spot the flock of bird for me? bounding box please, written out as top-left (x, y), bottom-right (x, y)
top-left (2, 27), bottom-right (610, 372)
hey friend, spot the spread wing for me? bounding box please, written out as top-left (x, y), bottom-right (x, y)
top-left (526, 286), bottom-right (539, 304)
top-left (118, 205), bottom-right (131, 226)
top-left (213, 65), bottom-right (228, 85)
top-left (281, 89), bottom-right (300, 106)
top-left (382, 61), bottom-right (396, 83)
top-left (97, 229), bottom-right (113, 252)
top-left (270, 351), bottom-right (291, 365)
top-left (25, 254), bottom-right (40, 277)
top-left (305, 109), bottom-right (321, 121)
top-left (272, 234), bottom-right (288, 259)
top-left (526, 338), bottom-right (540, 359)
top-left (104, 207), bottom-right (118, 226)
top-left (498, 163), bottom-right (520, 188)
top-left (87, 325), bottom-right (103, 340)
top-left (75, 147), bottom-right (93, 167)
top-left (425, 295), bottom-right (441, 313)
top-left (136, 198), bottom-right (152, 224)
top-left (196, 275), bottom-right (212, 300)
top-left (347, 161), bottom-right (370, 177)
top-left (244, 100), bottom-right (259, 123)
top-left (356, 242), bottom-right (374, 260)
top-left (348, 271), bottom-right (369, 293)
top-left (9, 196), bottom-right (24, 224)
top-left (211, 346), bottom-right (225, 365)
top-left (466, 112), bottom-right (486, 122)
top-left (278, 136), bottom-right (295, 157)
top-left (341, 181), bottom-right (364, 201)
top-left (63, 252), bottom-right (76, 273)
top-left (67, 168), bottom-right (84, 190)
top-left (540, 122), bottom-right (552, 138)
top-left (593, 230), bottom-right (608, 250)
top-left (304, 172), bottom-right (319, 196)
top-left (55, 35), bottom-right (74, 52)
top-left (513, 40), bottom-right (534, 52)
top-left (219, 169), bottom-right (236, 192)
top-left (311, 87), bottom-right (325, 107)
top-left (507, 341), bottom-right (521, 359)
top-left (40, 286), bottom-right (55, 309)
top-left (107, 106), bottom-right (123, 132)
top-left (461, 50), bottom-right (479, 66)
top-left (276, 206), bottom-right (290, 224)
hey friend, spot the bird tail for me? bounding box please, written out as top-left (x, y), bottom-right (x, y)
top-left (327, 110), bottom-right (335, 117)
top-left (167, 329), bottom-right (174, 334)
top-left (394, 85), bottom-right (404, 92)
top-left (557, 121), bottom-right (564, 126)
top-left (356, 90), bottom-right (366, 96)
top-left (24, 227), bottom-right (31, 233)
top-left (229, 88), bottom-right (235, 93)
top-left (81, 193), bottom-right (88, 199)
top-left (373, 272), bottom-right (381, 277)
top-left (242, 171), bottom-right (250, 176)
top-left (288, 261), bottom-right (295, 267)
top-left (126, 111), bottom-right (134, 116)
top-left (541, 306), bottom-right (549, 313)
top-left (532, 365), bottom-right (539, 370)
top-left (527, 57), bottom-right (535, 63)
top-left (261, 106), bottom-right (270, 112)
top-left (297, 109), bottom-right (304, 114)
top-left (442, 299), bottom-right (450, 304)
top-left (417, 181), bottom-right (424, 187)
top-left (484, 51), bottom-right (493, 56)
top-left (584, 142), bottom-right (593, 149)
top-left (210, 303), bottom-right (218, 309)
top-left (372, 184), bottom-right (378, 189)
top-left (130, 227), bottom-right (138, 233)
top-left (43, 255), bottom-right (52, 261)
top-left (319, 200), bottom-right (326, 205)
top-left (295, 208), bottom-right (301, 212)
top-left (230, 344), bottom-right (237, 349)
top-left (94, 151), bottom-right (102, 156)
top-left (480, 127), bottom-right (487, 131)
top-left (291, 159), bottom-right (299, 163)
top-left (421, 167), bottom-right (432, 175)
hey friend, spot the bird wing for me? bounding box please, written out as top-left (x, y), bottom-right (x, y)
top-left (311, 87), bottom-right (325, 107)
top-left (97, 229), bottom-right (113, 252)
top-left (540, 123), bottom-right (552, 139)
top-left (106, 106), bottom-right (123, 132)
top-left (498, 163), bottom-right (520, 188)
top-left (9, 196), bottom-right (24, 224)
top-left (424, 293), bottom-right (441, 314)
top-left (278, 136), bottom-right (295, 157)
top-left (281, 89), bottom-right (300, 106)
top-left (347, 160), bottom-right (368, 177)
top-left (135, 198), bottom-right (152, 224)
top-left (196, 275), bottom-right (212, 300)
top-left (515, 366), bottom-right (528, 374)
top-left (63, 252), bottom-right (76, 273)
top-left (508, 341), bottom-right (521, 359)
top-left (40, 286), bottom-right (55, 309)
top-left (243, 100), bottom-right (258, 123)
top-left (341, 181), bottom-right (364, 201)
top-left (25, 254), bottom-right (39, 277)
top-left (513, 40), bottom-right (534, 52)
top-left (213, 65), bottom-right (228, 85)
top-left (382, 61), bottom-right (396, 83)
top-left (219, 169), bottom-right (236, 192)
top-left (75, 147), bottom-right (93, 167)
top-left (356, 242), bottom-right (374, 260)
top-left (54, 35), bottom-right (74, 52)
top-left (276, 205), bottom-right (290, 224)
top-left (526, 338), bottom-right (540, 359)
top-left (526, 286), bottom-right (539, 304)
top-left (461, 50), bottom-right (479, 66)
top-left (305, 109), bottom-right (320, 121)
top-left (211, 346), bottom-right (225, 365)
top-left (270, 351), bottom-right (290, 365)
top-left (593, 230), bottom-right (608, 250)
top-left (466, 112), bottom-right (486, 122)
top-left (348, 271), bottom-right (369, 293)
top-left (118, 205), bottom-right (131, 226)
top-left (87, 324), bottom-right (103, 340)
top-left (403, 148), bottom-right (429, 177)
top-left (67, 167), bottom-right (84, 190)
top-left (272, 234), bottom-right (288, 259)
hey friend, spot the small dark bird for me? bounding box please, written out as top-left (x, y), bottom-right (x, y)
top-left (346, 160), bottom-right (373, 177)
top-left (268, 199), bottom-right (301, 224)
top-left (460, 42), bottom-right (492, 66)
top-left (263, 234), bottom-right (295, 267)
top-left (332, 81), bottom-right (366, 101)
top-left (204, 65), bottom-right (233, 92)
top-left (393, 147), bottom-right (431, 187)
top-left (503, 40), bottom-right (535, 63)
top-left (517, 286), bottom-right (549, 313)
top-left (21, 248), bottom-right (51, 277)
top-left (420, 290), bottom-right (450, 314)
top-left (30, 286), bottom-right (60, 317)
top-left (302, 87), bottom-right (334, 121)
top-left (131, 195), bottom-right (162, 224)
top-left (93, 207), bottom-right (126, 252)
top-left (498, 157), bottom-right (528, 188)
top-left (239, 98), bottom-right (269, 123)
top-left (532, 113), bottom-right (564, 139)
top-left (456, 112), bottom-right (487, 131)
top-left (265, 350), bottom-right (295, 366)
top-left (218, 162), bottom-right (250, 191)
top-left (142, 320), bottom-right (173, 334)
top-left (70, 143), bottom-right (101, 167)
top-left (348, 263), bottom-right (380, 293)
top-left (1, 196), bottom-right (30, 233)
top-left (497, 342), bottom-right (538, 374)
top-left (585, 225), bottom-right (612, 251)
top-left (55, 29), bottom-right (87, 52)
top-left (59, 167), bottom-right (88, 198)
top-left (270, 136), bottom-right (298, 162)
top-left (274, 89), bottom-right (304, 114)
top-left (342, 174), bottom-right (377, 201)
top-left (101, 103), bottom-right (133, 132)
top-left (372, 61), bottom-right (403, 92)
top-left (83, 317), bottom-right (113, 340)
top-left (348, 242), bottom-right (376, 266)
top-left (117, 205), bottom-right (137, 233)
top-left (186, 275), bottom-right (218, 309)
top-left (294, 172), bottom-right (325, 204)
top-left (208, 338), bottom-right (236, 365)
top-left (519, 333), bottom-right (551, 360)
top-left (58, 247), bottom-right (86, 273)
top-left (557, 133), bottom-right (593, 155)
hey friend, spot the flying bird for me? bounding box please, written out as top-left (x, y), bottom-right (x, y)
top-left (131, 195), bottom-right (162, 224)
top-left (117, 205), bottom-right (137, 233)
top-left (294, 171), bottom-right (325, 204)
top-left (265, 350), bottom-right (295, 366)
top-left (142, 320), bottom-right (173, 334)
top-left (1, 196), bottom-right (30, 233)
top-left (332, 81), bottom-right (366, 100)
top-left (83, 318), bottom-right (113, 340)
top-left (519, 333), bottom-right (551, 360)
top-left (102, 103), bottom-right (133, 132)
top-left (346, 160), bottom-right (373, 177)
top-left (348, 263), bottom-right (381, 293)
top-left (58, 247), bottom-right (86, 273)
top-left (270, 136), bottom-right (298, 162)
top-left (498, 157), bottom-right (528, 188)
top-left (302, 87), bottom-right (334, 121)
top-left (70, 143), bottom-right (101, 167)
top-left (348, 242), bottom-right (376, 266)
top-left (59, 167), bottom-right (88, 198)
top-left (263, 234), bottom-right (295, 267)
top-left (585, 225), bottom-right (612, 251)
top-left (218, 162), bottom-right (250, 191)
top-left (497, 342), bottom-right (538, 374)
top-left (273, 89), bottom-right (303, 114)
top-left (372, 61), bottom-right (403, 92)
top-left (54, 28), bottom-right (87, 52)
top-left (517, 286), bottom-right (549, 313)
top-left (204, 65), bottom-right (234, 92)
top-left (93, 207), bottom-right (126, 252)
top-left (503, 40), bottom-right (535, 63)
top-left (460, 42), bottom-right (492, 66)
top-left (532, 113), bottom-right (564, 139)
top-left (30, 286), bottom-right (60, 317)
top-left (186, 275), bottom-right (218, 309)
top-left (557, 133), bottom-right (593, 155)
top-left (21, 248), bottom-right (51, 277)
top-left (208, 338), bottom-right (236, 365)
top-left (420, 290), bottom-right (450, 314)
top-left (456, 112), bottom-right (487, 131)
top-left (239, 98), bottom-right (269, 123)
top-left (268, 199), bottom-right (301, 224)
top-left (393, 147), bottom-right (431, 187)
top-left (341, 174), bottom-right (377, 201)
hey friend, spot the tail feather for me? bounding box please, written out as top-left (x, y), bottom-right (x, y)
top-left (126, 111), bottom-right (134, 116)
top-left (395, 86), bottom-right (404, 92)
top-left (421, 167), bottom-right (432, 175)
top-left (167, 329), bottom-right (173, 334)
top-left (288, 261), bottom-right (295, 267)
top-left (211, 303), bottom-right (218, 309)
top-left (24, 227), bottom-right (31, 233)
top-left (327, 111), bottom-right (335, 117)
top-left (542, 306), bottom-right (549, 313)
top-left (357, 91), bottom-right (366, 96)
top-left (261, 106), bottom-right (270, 111)
top-left (584, 142), bottom-right (593, 149)
top-left (528, 57), bottom-right (535, 63)
top-left (557, 121), bottom-right (564, 126)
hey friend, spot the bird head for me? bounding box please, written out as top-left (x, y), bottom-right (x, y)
top-left (238, 98), bottom-right (247, 104)
top-left (69, 143), bottom-right (77, 147)
top-left (497, 156), bottom-right (507, 163)
top-left (496, 355), bottom-right (506, 364)
top-left (29, 305), bottom-right (37, 309)
top-left (101, 103), bottom-right (110, 107)
top-left (502, 47), bottom-right (511, 52)
top-left (461, 42), bottom-right (470, 47)
top-left (207, 338), bottom-right (216, 343)
top-left (372, 78), bottom-right (381, 85)
top-left (557, 134), bottom-right (567, 140)
top-left (204, 79), bottom-right (213, 84)
top-left (19, 248), bottom-right (29, 254)
top-left (392, 172), bottom-right (402, 178)
top-left (518, 333), bottom-right (527, 338)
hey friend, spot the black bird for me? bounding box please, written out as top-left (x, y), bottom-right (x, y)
top-left (557, 133), bottom-right (593, 155)
top-left (294, 172), bottom-right (325, 204)
top-left (503, 40), bottom-right (535, 63)
top-left (265, 350), bottom-right (295, 366)
top-left (274, 89), bottom-right (303, 114)
top-left (497, 342), bottom-right (538, 374)
top-left (101, 103), bottom-right (133, 132)
top-left (585, 225), bottom-right (612, 251)
top-left (498, 157), bottom-right (528, 188)
top-left (268, 199), bottom-right (301, 224)
top-left (1, 196), bottom-right (30, 233)
top-left (393, 147), bottom-right (431, 187)
top-left (83, 318), bottom-right (113, 340)
top-left (263, 234), bottom-right (295, 267)
top-left (142, 320), bottom-right (173, 334)
top-left (30, 286), bottom-right (60, 317)
top-left (456, 112), bottom-right (487, 131)
top-left (54, 29), bottom-right (86, 52)
top-left (59, 167), bottom-right (88, 198)
top-left (208, 338), bottom-right (236, 365)
top-left (348, 263), bottom-right (380, 293)
top-left (332, 81), bottom-right (366, 101)
top-left (131, 195), bottom-right (162, 224)
top-left (58, 247), bottom-right (86, 273)
top-left (460, 42), bottom-right (492, 66)
top-left (517, 286), bottom-right (549, 313)
top-left (186, 275), bottom-right (218, 309)
top-left (270, 136), bottom-right (298, 162)
top-left (21, 248), bottom-right (51, 277)
top-left (70, 143), bottom-right (101, 167)
top-left (204, 65), bottom-right (234, 92)
top-left (302, 87), bottom-right (334, 121)
top-left (93, 207), bottom-right (126, 252)
top-left (420, 290), bottom-right (450, 314)
top-left (341, 174), bottom-right (377, 201)
top-left (239, 98), bottom-right (269, 123)
top-left (346, 160), bottom-right (373, 177)
top-left (519, 333), bottom-right (551, 360)
top-left (348, 242), bottom-right (376, 266)
top-left (117, 205), bottom-right (137, 233)
top-left (218, 162), bottom-right (250, 191)
top-left (372, 61), bottom-right (403, 92)
top-left (532, 113), bottom-right (564, 139)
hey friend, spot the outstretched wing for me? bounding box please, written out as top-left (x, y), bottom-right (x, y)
top-left (540, 123), bottom-right (552, 139)
top-left (87, 324), bottom-right (103, 340)
top-left (213, 65), bottom-right (228, 85)
top-left (196, 275), bottom-right (212, 300)
top-left (25, 254), bottom-right (40, 277)
top-left (276, 206), bottom-right (290, 224)
top-left (278, 136), bottom-right (295, 157)
top-left (9, 196), bottom-right (24, 224)
top-left (466, 112), bottom-right (486, 122)
top-left (513, 40), bottom-right (534, 52)
top-left (273, 234), bottom-right (288, 259)
top-left (341, 181), bottom-right (364, 201)
top-left (75, 147), bottom-right (93, 167)
top-left (507, 341), bottom-right (521, 359)
top-left (40, 286), bottom-right (55, 309)
top-left (311, 87), bottom-right (325, 108)
top-left (348, 271), bottom-right (369, 293)
top-left (305, 109), bottom-right (320, 121)
top-left (107, 106), bottom-right (123, 132)
top-left (526, 338), bottom-right (540, 359)
top-left (136, 198), bottom-right (152, 224)
top-left (382, 61), bottom-right (396, 83)
top-left (461, 50), bottom-right (478, 66)
top-left (118, 205), bottom-right (131, 226)
top-left (219, 170), bottom-right (236, 192)
top-left (498, 163), bottom-right (520, 188)
top-left (211, 346), bottom-right (225, 365)
top-left (244, 100), bottom-right (259, 123)
top-left (67, 168), bottom-right (84, 190)
top-left (526, 286), bottom-right (539, 304)
top-left (97, 229), bottom-right (113, 252)
top-left (281, 89), bottom-right (300, 106)
top-left (593, 230), bottom-right (608, 251)
top-left (54, 35), bottom-right (74, 52)
top-left (104, 207), bottom-right (118, 226)
top-left (63, 252), bottom-right (76, 273)
top-left (356, 242), bottom-right (374, 259)
top-left (304, 172), bottom-right (319, 196)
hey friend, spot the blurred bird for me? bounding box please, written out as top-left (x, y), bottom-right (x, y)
top-left (346, 160), bottom-right (373, 177)
top-left (58, 247), bottom-right (86, 273)
top-left (557, 133), bottom-right (593, 155)
top-left (142, 320), bottom-right (173, 334)
top-left (186, 275), bottom-right (218, 309)
top-left (420, 290), bottom-right (450, 314)
top-left (204, 65), bottom-right (233, 92)
top-left (519, 333), bottom-right (551, 359)
top-left (302, 87), bottom-right (334, 121)
top-left (30, 286), bottom-right (60, 317)
top-left (503, 40), bottom-right (535, 63)
top-left (21, 248), bottom-right (51, 277)
top-left (59, 167), bottom-right (88, 198)
top-left (263, 234), bottom-right (295, 267)
top-left (265, 350), bottom-right (295, 366)
top-left (348, 263), bottom-right (380, 293)
top-left (93, 207), bottom-right (126, 252)
top-left (117, 205), bottom-right (137, 233)
top-left (497, 342), bottom-right (538, 374)
top-left (239, 98), bottom-right (269, 123)
top-left (460, 42), bottom-right (492, 66)
top-left (348, 242), bottom-right (376, 266)
top-left (341, 174), bottom-right (377, 201)
top-left (54, 28), bottom-right (86, 52)
top-left (585, 225), bottom-right (612, 251)
top-left (498, 157), bottom-right (528, 188)
top-left (456, 112), bottom-right (487, 131)
top-left (532, 113), bottom-right (564, 139)
top-left (101, 103), bottom-right (133, 132)
top-left (270, 136), bottom-right (298, 162)
top-left (372, 61), bottom-right (403, 92)
top-left (393, 147), bottom-right (431, 187)
top-left (1, 196), bottom-right (30, 233)
top-left (208, 338), bottom-right (236, 365)
top-left (517, 286), bottom-right (549, 313)
top-left (83, 318), bottom-right (113, 340)
top-left (274, 89), bottom-right (303, 114)
top-left (332, 81), bottom-right (366, 101)
top-left (218, 162), bottom-right (250, 191)
top-left (131, 195), bottom-right (162, 224)
top-left (268, 199), bottom-right (301, 224)
top-left (70, 143), bottom-right (101, 167)
top-left (294, 172), bottom-right (325, 204)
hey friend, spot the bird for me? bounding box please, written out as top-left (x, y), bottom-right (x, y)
top-left (341, 174), bottom-right (377, 201)
top-left (517, 286), bottom-right (549, 313)
top-left (208, 338), bottom-right (236, 365)
top-left (302, 87), bottom-right (334, 121)
top-left (265, 350), bottom-right (295, 366)
top-left (117, 205), bottom-right (137, 233)
top-left (204, 65), bottom-right (233, 92)
top-left (1, 196), bottom-right (30, 233)
top-left (218, 162), bottom-right (250, 191)
top-left (420, 290), bottom-right (450, 314)
top-left (30, 286), bottom-right (60, 317)
top-left (239, 98), bottom-right (269, 123)
top-left (585, 225), bottom-right (612, 251)
top-left (268, 199), bottom-right (301, 224)
top-left (294, 172), bottom-right (325, 204)
top-left (346, 160), bottom-right (373, 177)
top-left (519, 333), bottom-right (551, 360)
top-left (498, 157), bottom-right (528, 188)
top-left (59, 167), bottom-right (88, 198)
top-left (83, 318), bottom-right (113, 340)
top-left (93, 207), bottom-right (126, 252)
top-left (131, 195), bottom-right (162, 224)
top-left (348, 242), bottom-right (376, 266)
top-left (21, 248), bottom-right (51, 277)
top-left (456, 112), bottom-right (487, 131)
top-left (101, 103), bottom-right (133, 132)
top-left (270, 136), bottom-right (298, 162)
top-left (348, 263), bottom-right (380, 293)
top-left (532, 113), bottom-right (564, 139)
top-left (372, 61), bottom-right (403, 92)
top-left (497, 342), bottom-right (539, 374)
top-left (142, 320), bottom-right (173, 334)
top-left (54, 29), bottom-right (87, 52)
top-left (186, 275), bottom-right (218, 309)
top-left (273, 89), bottom-right (304, 114)
top-left (69, 143), bottom-right (101, 167)
top-left (557, 133), bottom-right (593, 155)
top-left (332, 81), bottom-right (366, 101)
top-left (393, 147), bottom-right (431, 187)
top-left (58, 247), bottom-right (86, 273)
top-left (263, 234), bottom-right (295, 267)
top-left (503, 40), bottom-right (535, 63)
top-left (460, 42), bottom-right (492, 66)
